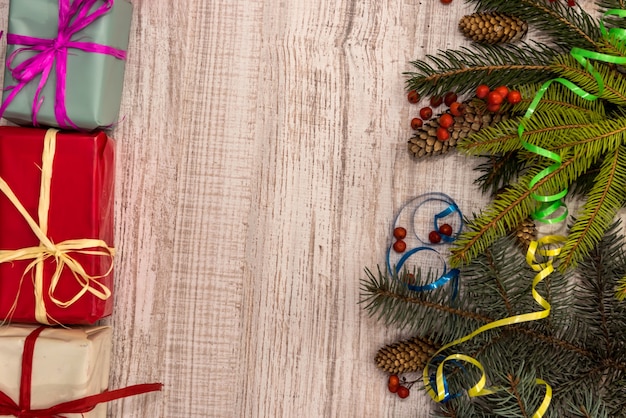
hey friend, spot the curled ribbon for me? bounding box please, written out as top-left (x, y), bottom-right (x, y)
top-left (386, 193), bottom-right (462, 298)
top-left (423, 236), bottom-right (560, 415)
top-left (0, 326), bottom-right (162, 417)
top-left (0, 129), bottom-right (115, 324)
top-left (423, 9), bottom-right (626, 413)
top-left (0, 0), bottom-right (127, 128)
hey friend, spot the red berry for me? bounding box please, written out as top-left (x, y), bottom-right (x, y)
top-left (487, 91), bottom-right (504, 106)
top-left (487, 103), bottom-right (501, 113)
top-left (439, 223), bottom-right (453, 236)
top-left (430, 96), bottom-right (443, 107)
top-left (429, 231), bottom-right (442, 244)
top-left (507, 90), bottom-right (522, 105)
top-left (443, 91), bottom-right (458, 107)
top-left (388, 382), bottom-right (399, 393)
top-left (389, 375), bottom-right (400, 387)
top-left (436, 127), bottom-right (450, 141)
top-left (419, 107), bottom-right (433, 120)
top-left (393, 240), bottom-right (407, 253)
top-left (397, 386), bottom-right (410, 398)
top-left (449, 102), bottom-right (465, 117)
top-left (439, 113), bottom-right (454, 129)
top-left (440, 0), bottom-right (453, 4)
top-left (475, 84), bottom-right (490, 99)
top-left (494, 86), bottom-right (509, 98)
top-left (407, 90), bottom-right (420, 104)
top-left (410, 117), bottom-right (423, 130)
top-left (567, 0), bottom-right (575, 6)
top-left (393, 227), bottom-right (407, 240)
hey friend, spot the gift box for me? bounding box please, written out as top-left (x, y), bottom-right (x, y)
top-left (0, 127), bottom-right (115, 324)
top-left (0, 325), bottom-right (111, 418)
top-left (1, 0), bottom-right (133, 130)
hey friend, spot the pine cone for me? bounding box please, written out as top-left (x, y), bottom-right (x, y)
top-left (514, 217), bottom-right (537, 252)
top-left (459, 12), bottom-right (528, 44)
top-left (375, 336), bottom-right (440, 374)
top-left (408, 99), bottom-right (510, 159)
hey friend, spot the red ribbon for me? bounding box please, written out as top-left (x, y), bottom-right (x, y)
top-left (0, 0), bottom-right (127, 128)
top-left (0, 327), bottom-right (162, 417)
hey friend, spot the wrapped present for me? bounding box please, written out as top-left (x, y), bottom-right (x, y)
top-left (0, 0), bottom-right (133, 130)
top-left (0, 127), bottom-right (115, 324)
top-left (0, 325), bottom-right (163, 417)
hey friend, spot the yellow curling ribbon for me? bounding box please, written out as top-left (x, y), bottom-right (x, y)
top-left (425, 9), bottom-right (626, 415)
top-left (423, 236), bottom-right (561, 412)
top-left (0, 129), bottom-right (115, 324)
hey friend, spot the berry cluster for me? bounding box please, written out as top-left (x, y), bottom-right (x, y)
top-left (475, 84), bottom-right (522, 113)
top-left (428, 223), bottom-right (452, 244)
top-left (407, 90), bottom-right (464, 142)
top-left (387, 374), bottom-right (417, 399)
top-left (392, 227), bottom-right (407, 253)
top-left (392, 223), bottom-right (454, 253)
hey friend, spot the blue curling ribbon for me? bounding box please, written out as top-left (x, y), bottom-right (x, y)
top-left (428, 355), bottom-right (466, 403)
top-left (387, 246), bottom-right (461, 297)
top-left (386, 193), bottom-right (463, 298)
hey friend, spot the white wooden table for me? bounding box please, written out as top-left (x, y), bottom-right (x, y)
top-left (0, 0), bottom-right (599, 416)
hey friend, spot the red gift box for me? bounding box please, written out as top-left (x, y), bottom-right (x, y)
top-left (0, 127), bottom-right (115, 324)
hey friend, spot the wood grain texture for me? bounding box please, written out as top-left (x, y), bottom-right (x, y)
top-left (0, 0), bottom-right (598, 416)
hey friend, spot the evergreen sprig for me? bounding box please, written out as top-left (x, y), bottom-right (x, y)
top-left (362, 225), bottom-right (626, 417)
top-left (449, 48), bottom-right (626, 270)
top-left (404, 42), bottom-right (559, 96)
top-left (473, 151), bottom-right (525, 196)
top-left (467, 0), bottom-right (602, 51)
top-left (559, 145), bottom-right (626, 268)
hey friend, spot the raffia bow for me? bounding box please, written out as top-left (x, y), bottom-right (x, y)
top-left (0, 129), bottom-right (115, 324)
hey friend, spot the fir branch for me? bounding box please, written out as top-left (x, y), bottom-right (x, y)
top-left (559, 146), bottom-right (626, 270)
top-left (569, 164), bottom-right (602, 198)
top-left (450, 147), bottom-right (596, 267)
top-left (404, 42), bottom-right (559, 96)
top-left (515, 82), bottom-right (608, 116)
top-left (596, 0), bottom-right (626, 34)
top-left (473, 152), bottom-right (525, 196)
top-left (507, 373), bottom-right (529, 418)
top-left (360, 267), bottom-right (490, 333)
top-left (467, 0), bottom-right (602, 51)
top-left (552, 55), bottom-right (626, 106)
top-left (548, 115), bottom-right (626, 155)
top-left (596, 0), bottom-right (626, 12)
top-left (458, 111), bottom-right (603, 156)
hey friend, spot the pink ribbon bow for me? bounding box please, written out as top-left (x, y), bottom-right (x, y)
top-left (0, 0), bottom-right (127, 128)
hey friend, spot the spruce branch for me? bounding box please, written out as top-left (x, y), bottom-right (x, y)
top-left (473, 152), bottom-right (525, 197)
top-left (559, 145), bottom-right (626, 271)
top-left (364, 229), bottom-right (626, 415)
top-left (467, 0), bottom-right (602, 51)
top-left (458, 111), bottom-right (603, 156)
top-left (404, 42), bottom-right (559, 96)
top-left (450, 147), bottom-right (596, 267)
top-left (596, 0), bottom-right (626, 13)
top-left (552, 55), bottom-right (626, 106)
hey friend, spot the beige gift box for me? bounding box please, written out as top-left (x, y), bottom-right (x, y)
top-left (0, 325), bottom-right (111, 418)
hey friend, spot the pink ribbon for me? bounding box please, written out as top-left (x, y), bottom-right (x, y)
top-left (0, 0), bottom-right (127, 128)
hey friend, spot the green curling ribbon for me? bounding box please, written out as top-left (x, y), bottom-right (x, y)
top-left (518, 9), bottom-right (626, 223)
